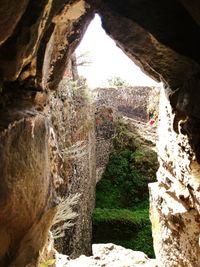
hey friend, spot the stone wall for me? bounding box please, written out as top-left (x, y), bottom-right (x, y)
top-left (94, 86), bottom-right (159, 122)
top-left (94, 86), bottom-right (159, 182)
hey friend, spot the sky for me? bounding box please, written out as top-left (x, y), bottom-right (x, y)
top-left (75, 14), bottom-right (159, 89)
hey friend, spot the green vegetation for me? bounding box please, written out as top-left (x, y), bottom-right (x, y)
top-left (93, 208), bottom-right (154, 257)
top-left (92, 121), bottom-right (158, 258)
top-left (106, 76), bottom-right (130, 88)
top-left (93, 208), bottom-right (149, 224)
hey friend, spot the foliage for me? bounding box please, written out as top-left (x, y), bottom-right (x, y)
top-left (96, 122), bottom-right (157, 208)
top-left (96, 149), bottom-right (149, 208)
top-left (93, 121), bottom-right (158, 257)
top-left (106, 76), bottom-right (130, 88)
top-left (92, 207), bottom-right (154, 257)
top-left (93, 207), bottom-right (149, 224)
top-left (112, 126), bottom-right (138, 151)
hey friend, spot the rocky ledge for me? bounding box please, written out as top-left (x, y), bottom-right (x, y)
top-left (56, 243), bottom-right (157, 267)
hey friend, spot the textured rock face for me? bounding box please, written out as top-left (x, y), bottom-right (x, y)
top-left (1, 0), bottom-right (200, 266)
top-left (0, 90), bottom-right (58, 266)
top-left (99, 0), bottom-right (200, 89)
top-left (42, 1), bottom-right (94, 90)
top-left (56, 243), bottom-right (157, 267)
top-left (149, 87), bottom-right (200, 267)
top-left (49, 78), bottom-right (96, 258)
top-left (97, 2), bottom-right (200, 266)
top-left (0, 0), bottom-right (95, 84)
top-left (0, 0), bottom-right (29, 46)
top-left (94, 105), bottom-right (115, 182)
top-left (0, 1), bottom-right (95, 265)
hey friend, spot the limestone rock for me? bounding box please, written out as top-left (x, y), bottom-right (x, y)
top-left (94, 86), bottom-right (159, 182)
top-left (49, 78), bottom-right (96, 258)
top-left (149, 87), bottom-right (200, 266)
top-left (99, 4), bottom-right (200, 91)
top-left (1, 1), bottom-right (200, 266)
top-left (0, 0), bottom-right (29, 46)
top-left (0, 113), bottom-right (57, 266)
top-left (149, 182), bottom-right (200, 267)
top-left (94, 105), bottom-right (115, 183)
top-left (94, 86), bottom-right (160, 122)
top-left (42, 0), bottom-right (95, 90)
top-left (55, 243), bottom-right (157, 267)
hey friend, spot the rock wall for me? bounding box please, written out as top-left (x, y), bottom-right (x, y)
top-left (49, 77), bottom-right (96, 258)
top-left (49, 83), bottom-right (159, 258)
top-left (0, 1), bottom-right (96, 262)
top-left (1, 1), bottom-right (200, 266)
top-left (56, 243), bottom-right (157, 267)
top-left (149, 87), bottom-right (200, 267)
top-left (97, 3), bottom-right (200, 266)
top-left (0, 88), bottom-right (58, 267)
top-left (94, 105), bottom-right (115, 182)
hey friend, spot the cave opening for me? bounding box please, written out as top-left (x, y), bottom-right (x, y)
top-left (53, 13), bottom-right (161, 259)
top-left (1, 1), bottom-right (200, 266)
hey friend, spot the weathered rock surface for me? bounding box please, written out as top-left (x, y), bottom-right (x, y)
top-left (42, 1), bottom-right (95, 90)
top-left (49, 77), bottom-right (96, 258)
top-left (0, 0), bottom-right (95, 84)
top-left (94, 105), bottom-right (115, 182)
top-left (0, 0), bottom-right (29, 46)
top-left (56, 243), bottom-right (157, 267)
top-left (149, 87), bottom-right (200, 267)
top-left (1, 0), bottom-right (200, 90)
top-left (0, 90), bottom-right (58, 266)
top-left (1, 0), bottom-right (200, 266)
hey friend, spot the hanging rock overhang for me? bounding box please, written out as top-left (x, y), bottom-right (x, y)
top-left (1, 1), bottom-right (200, 266)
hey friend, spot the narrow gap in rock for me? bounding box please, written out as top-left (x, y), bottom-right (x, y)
top-left (52, 14), bottom-right (161, 266)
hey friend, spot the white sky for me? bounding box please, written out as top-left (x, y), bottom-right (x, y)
top-left (76, 14), bottom-right (159, 88)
